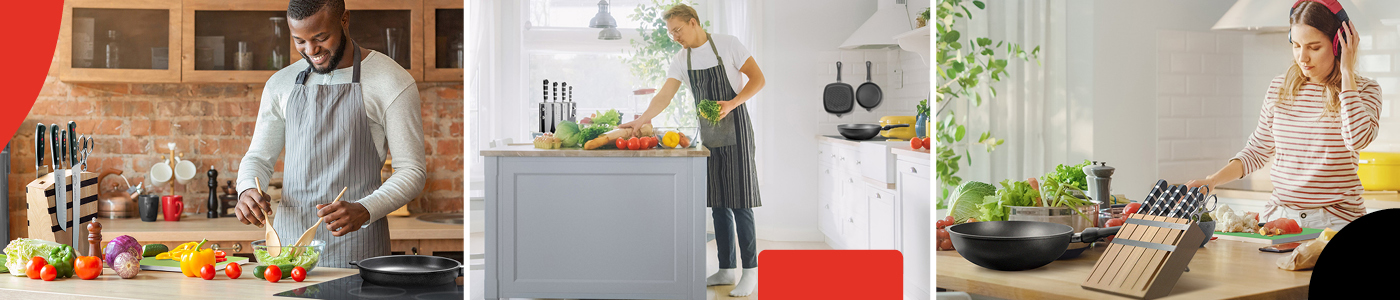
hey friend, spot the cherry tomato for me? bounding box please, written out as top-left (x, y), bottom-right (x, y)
top-left (215, 250), bottom-right (227, 258)
top-left (1125, 202), bottom-right (1143, 216)
top-left (938, 239), bottom-right (954, 251)
top-left (937, 228), bottom-right (950, 240)
top-left (935, 220), bottom-right (947, 228)
top-left (75, 256), bottom-right (102, 280)
top-left (201, 264), bottom-right (216, 280)
top-left (217, 258), bottom-right (228, 263)
top-left (291, 266), bottom-right (307, 282)
top-left (26, 257), bottom-right (46, 279)
top-left (966, 218), bottom-right (977, 223)
top-left (616, 138), bottom-right (626, 149)
top-left (40, 264), bottom-right (56, 281)
top-left (265, 265), bottom-right (282, 283)
top-left (1106, 218), bottom-right (1125, 228)
top-left (911, 138), bottom-right (922, 150)
top-left (922, 137), bottom-right (930, 149)
top-left (225, 262), bottom-right (242, 279)
top-left (944, 216), bottom-right (955, 224)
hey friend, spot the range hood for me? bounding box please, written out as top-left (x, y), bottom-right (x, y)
top-left (1211, 0), bottom-right (1291, 32)
top-left (840, 0), bottom-right (913, 49)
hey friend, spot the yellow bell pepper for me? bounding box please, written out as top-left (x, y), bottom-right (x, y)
top-left (179, 239), bottom-right (216, 277)
top-left (662, 132), bottom-right (680, 149)
top-left (156, 241), bottom-right (201, 261)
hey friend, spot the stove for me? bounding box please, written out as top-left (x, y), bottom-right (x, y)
top-left (274, 274), bottom-right (464, 300)
top-left (823, 135), bottom-right (895, 142)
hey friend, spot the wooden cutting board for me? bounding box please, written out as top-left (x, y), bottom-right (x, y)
top-left (139, 256), bottom-right (250, 272)
top-left (1213, 228), bottom-right (1323, 244)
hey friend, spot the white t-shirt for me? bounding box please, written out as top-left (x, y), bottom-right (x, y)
top-left (666, 33), bottom-right (752, 95)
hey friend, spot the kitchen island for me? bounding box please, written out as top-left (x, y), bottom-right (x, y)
top-left (0, 264), bottom-right (359, 299)
top-left (101, 215), bottom-right (464, 257)
top-left (482, 145), bottom-right (709, 300)
top-left (938, 238), bottom-right (1312, 299)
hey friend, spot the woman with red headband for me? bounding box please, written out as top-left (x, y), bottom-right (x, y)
top-left (1186, 0), bottom-right (1379, 230)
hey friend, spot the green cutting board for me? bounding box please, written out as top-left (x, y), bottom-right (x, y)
top-left (139, 256), bottom-right (250, 272)
top-left (1213, 227), bottom-right (1323, 244)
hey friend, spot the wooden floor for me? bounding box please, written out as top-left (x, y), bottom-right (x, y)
top-left (468, 232), bottom-right (832, 300)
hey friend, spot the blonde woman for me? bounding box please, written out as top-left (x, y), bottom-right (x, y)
top-left (619, 3), bottom-right (765, 297)
top-left (1187, 0), bottom-right (1379, 231)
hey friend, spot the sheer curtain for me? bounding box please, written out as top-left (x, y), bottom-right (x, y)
top-left (468, 0), bottom-right (501, 188)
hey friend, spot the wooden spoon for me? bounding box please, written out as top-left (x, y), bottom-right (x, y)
top-left (290, 187), bottom-right (347, 254)
top-left (258, 177), bottom-right (281, 256)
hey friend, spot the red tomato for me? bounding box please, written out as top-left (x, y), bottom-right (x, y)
top-left (225, 263), bottom-right (242, 279)
top-left (40, 265), bottom-right (56, 281)
top-left (944, 216), bottom-right (955, 224)
top-left (201, 264), bottom-right (216, 280)
top-left (1125, 203), bottom-right (1143, 216)
top-left (75, 256), bottom-right (102, 280)
top-left (628, 137), bottom-right (641, 150)
top-left (922, 137), bottom-right (930, 149)
top-left (26, 257), bottom-right (46, 279)
top-left (938, 239), bottom-right (954, 251)
top-left (966, 218), bottom-right (977, 223)
top-left (215, 250), bottom-right (227, 258)
top-left (616, 138), bottom-right (626, 149)
top-left (911, 138), bottom-right (922, 150)
top-left (937, 229), bottom-right (950, 240)
top-left (1106, 218), bottom-right (1125, 227)
top-left (291, 266), bottom-right (307, 282)
top-left (265, 265), bottom-right (282, 283)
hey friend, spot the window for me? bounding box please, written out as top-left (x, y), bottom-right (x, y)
top-left (529, 0), bottom-right (648, 29)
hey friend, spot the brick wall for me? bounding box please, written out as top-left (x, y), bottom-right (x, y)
top-left (6, 49), bottom-right (464, 240)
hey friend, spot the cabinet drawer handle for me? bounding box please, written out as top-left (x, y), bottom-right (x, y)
top-left (848, 178), bottom-right (854, 183)
top-left (876, 193), bottom-right (881, 199)
top-left (233, 243), bottom-right (242, 253)
top-left (911, 167), bottom-right (918, 174)
top-left (849, 218), bottom-right (854, 223)
top-left (856, 160), bottom-right (861, 165)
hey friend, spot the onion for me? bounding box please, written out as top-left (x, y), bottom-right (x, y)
top-left (113, 252), bottom-right (141, 279)
top-left (105, 235), bottom-right (141, 267)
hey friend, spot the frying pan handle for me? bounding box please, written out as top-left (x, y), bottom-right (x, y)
top-left (1073, 226), bottom-right (1122, 243)
top-left (836, 62), bottom-right (843, 82)
top-left (866, 61), bottom-right (873, 81)
top-left (881, 124), bottom-right (910, 130)
top-left (348, 261), bottom-right (359, 269)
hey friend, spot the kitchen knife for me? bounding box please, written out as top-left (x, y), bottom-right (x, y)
top-left (50, 124), bottom-right (67, 233)
top-left (1153, 185), bottom-right (1183, 216)
top-left (540, 80), bottom-right (549, 133)
top-left (1171, 187), bottom-right (1199, 218)
top-left (51, 125), bottom-right (61, 175)
top-left (1146, 185), bottom-right (1171, 216)
top-left (1165, 185), bottom-right (1189, 217)
top-left (36, 124), bottom-right (45, 176)
top-left (68, 121), bottom-right (78, 168)
top-left (568, 86), bottom-right (575, 121)
top-left (559, 82), bottom-right (568, 125)
top-left (1141, 180), bottom-right (1168, 215)
top-left (59, 129), bottom-right (67, 170)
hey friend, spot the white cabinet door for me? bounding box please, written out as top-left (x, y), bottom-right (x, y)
top-left (897, 159), bottom-right (931, 300)
top-left (845, 186), bottom-right (870, 250)
top-left (817, 164), bottom-right (839, 238)
top-left (869, 187), bottom-right (897, 250)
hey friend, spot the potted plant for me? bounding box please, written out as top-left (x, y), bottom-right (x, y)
top-left (918, 7), bottom-right (930, 28)
top-left (916, 99), bottom-right (930, 138)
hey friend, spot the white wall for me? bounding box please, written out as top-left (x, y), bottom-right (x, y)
top-left (756, 0), bottom-right (929, 241)
top-left (1155, 30), bottom-right (1245, 185)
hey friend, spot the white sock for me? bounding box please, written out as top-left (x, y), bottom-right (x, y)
top-left (729, 268), bottom-right (757, 297)
top-left (707, 268), bottom-right (737, 286)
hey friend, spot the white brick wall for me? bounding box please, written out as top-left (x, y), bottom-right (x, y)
top-left (816, 49), bottom-right (931, 131)
top-left (1157, 30), bottom-right (1245, 183)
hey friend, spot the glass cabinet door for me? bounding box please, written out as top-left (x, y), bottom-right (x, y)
top-left (425, 0), bottom-right (463, 82)
top-left (182, 0), bottom-right (296, 83)
top-left (60, 0), bottom-right (181, 83)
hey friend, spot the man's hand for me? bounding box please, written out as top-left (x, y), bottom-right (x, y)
top-left (716, 100), bottom-right (739, 120)
top-left (618, 118), bottom-right (651, 137)
top-left (235, 188), bottom-right (274, 227)
top-left (317, 201), bottom-right (371, 236)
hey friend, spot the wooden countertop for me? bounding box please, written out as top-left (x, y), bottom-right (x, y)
top-left (937, 239), bottom-right (1311, 299)
top-left (481, 144), bottom-right (710, 157)
top-left (1213, 188), bottom-right (1400, 210)
top-left (0, 264), bottom-right (358, 299)
top-left (101, 215), bottom-right (463, 242)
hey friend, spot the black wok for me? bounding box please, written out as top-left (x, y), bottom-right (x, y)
top-left (947, 221), bottom-right (1120, 271)
top-left (837, 124), bottom-right (909, 140)
top-left (349, 255), bottom-right (463, 287)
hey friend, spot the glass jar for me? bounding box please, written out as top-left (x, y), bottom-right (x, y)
top-left (235, 41), bottom-right (254, 70)
top-left (105, 30), bottom-right (120, 69)
top-left (268, 17), bottom-right (288, 70)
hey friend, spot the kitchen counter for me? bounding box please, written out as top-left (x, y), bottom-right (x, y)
top-left (937, 239), bottom-right (1311, 299)
top-left (0, 264), bottom-right (359, 299)
top-left (482, 144), bottom-right (707, 299)
top-left (1214, 188), bottom-right (1400, 210)
top-left (100, 215), bottom-right (463, 257)
top-left (480, 144), bottom-right (709, 157)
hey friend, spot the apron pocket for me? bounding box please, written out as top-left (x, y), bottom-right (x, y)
top-left (699, 114), bottom-right (737, 148)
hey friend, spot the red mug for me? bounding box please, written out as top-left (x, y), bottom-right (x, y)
top-left (162, 195), bottom-right (184, 221)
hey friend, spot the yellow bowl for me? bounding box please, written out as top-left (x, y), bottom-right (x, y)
top-left (1358, 151), bottom-right (1400, 191)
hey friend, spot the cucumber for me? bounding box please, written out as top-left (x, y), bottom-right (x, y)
top-left (142, 244), bottom-right (169, 257)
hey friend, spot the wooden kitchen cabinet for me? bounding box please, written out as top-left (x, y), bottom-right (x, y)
top-left (423, 0), bottom-right (463, 82)
top-left (288, 0), bottom-right (425, 82)
top-left (180, 0), bottom-right (294, 83)
top-left (59, 0), bottom-right (182, 83)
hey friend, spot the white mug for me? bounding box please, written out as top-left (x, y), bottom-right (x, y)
top-left (174, 159), bottom-right (197, 185)
top-left (148, 162), bottom-right (173, 187)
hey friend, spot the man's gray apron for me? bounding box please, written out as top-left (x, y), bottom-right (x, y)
top-left (275, 41), bottom-right (390, 267)
top-left (688, 34), bottom-right (761, 209)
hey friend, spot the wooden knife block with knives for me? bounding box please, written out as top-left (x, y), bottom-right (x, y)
top-left (1081, 180), bottom-right (1208, 299)
top-left (25, 171), bottom-right (99, 256)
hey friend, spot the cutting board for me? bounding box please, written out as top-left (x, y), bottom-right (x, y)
top-left (1213, 227), bottom-right (1323, 244)
top-left (139, 256), bottom-right (250, 272)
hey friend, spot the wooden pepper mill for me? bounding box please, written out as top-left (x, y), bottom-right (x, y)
top-left (87, 221), bottom-right (103, 260)
top-left (207, 169), bottom-right (219, 218)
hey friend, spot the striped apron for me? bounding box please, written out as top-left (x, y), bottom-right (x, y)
top-left (276, 42), bottom-right (391, 268)
top-left (689, 34), bottom-right (761, 209)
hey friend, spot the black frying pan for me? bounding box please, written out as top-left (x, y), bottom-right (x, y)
top-left (349, 255), bottom-right (463, 287)
top-left (947, 221), bottom-right (1120, 271)
top-left (857, 61), bottom-right (882, 111)
top-left (838, 124), bottom-right (909, 140)
top-left (824, 62), bottom-right (854, 116)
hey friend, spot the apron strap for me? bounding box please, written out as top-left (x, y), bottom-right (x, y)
top-left (686, 33), bottom-right (722, 71)
top-left (293, 39), bottom-right (363, 85)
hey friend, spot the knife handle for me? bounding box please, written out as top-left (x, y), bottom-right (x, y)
top-left (50, 125), bottom-right (61, 173)
top-left (36, 124), bottom-right (45, 173)
top-left (68, 121), bottom-right (78, 167)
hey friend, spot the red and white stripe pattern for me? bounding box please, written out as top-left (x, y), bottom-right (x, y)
top-left (1233, 75), bottom-right (1381, 222)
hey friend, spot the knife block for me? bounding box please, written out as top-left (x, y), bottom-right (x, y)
top-left (1081, 214), bottom-right (1205, 299)
top-left (25, 171), bottom-right (99, 256)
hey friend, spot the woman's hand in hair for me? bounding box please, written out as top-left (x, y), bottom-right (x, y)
top-left (1340, 20), bottom-right (1359, 91)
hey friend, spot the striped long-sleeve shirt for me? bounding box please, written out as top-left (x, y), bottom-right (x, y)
top-left (1233, 74), bottom-right (1381, 222)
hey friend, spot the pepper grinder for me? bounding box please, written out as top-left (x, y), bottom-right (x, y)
top-left (1083, 161), bottom-right (1116, 226)
top-left (207, 169), bottom-right (219, 218)
top-left (87, 221), bottom-right (103, 261)
top-left (220, 180), bottom-right (239, 218)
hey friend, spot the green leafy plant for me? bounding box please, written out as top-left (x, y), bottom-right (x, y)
top-left (625, 0), bottom-right (710, 128)
top-left (935, 0), bottom-right (1040, 206)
